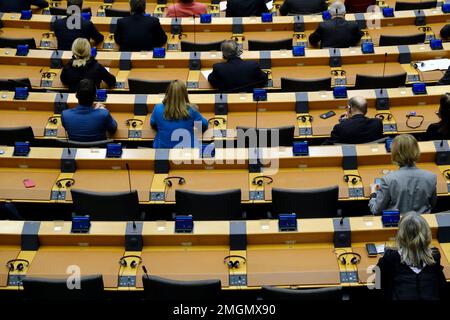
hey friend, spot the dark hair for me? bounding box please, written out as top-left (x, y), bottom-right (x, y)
top-left (438, 93), bottom-right (450, 136)
top-left (130, 0), bottom-right (146, 14)
top-left (67, 0), bottom-right (83, 9)
top-left (76, 79), bottom-right (96, 106)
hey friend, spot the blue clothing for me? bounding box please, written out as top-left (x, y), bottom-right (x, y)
top-left (150, 103), bottom-right (208, 149)
top-left (61, 105), bottom-right (117, 142)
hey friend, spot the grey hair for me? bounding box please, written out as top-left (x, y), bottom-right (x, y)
top-left (221, 40), bottom-right (242, 59)
top-left (348, 96), bottom-right (367, 115)
top-left (329, 1), bottom-right (346, 17)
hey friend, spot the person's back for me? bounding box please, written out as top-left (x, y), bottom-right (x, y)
top-left (279, 0), bottom-right (327, 15)
top-left (226, 0), bottom-right (269, 17)
top-left (53, 1), bottom-right (104, 51)
top-left (0, 0), bottom-right (48, 13)
top-left (166, 0), bottom-right (207, 17)
top-left (61, 79), bottom-right (117, 142)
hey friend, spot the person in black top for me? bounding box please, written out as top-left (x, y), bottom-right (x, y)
top-left (376, 213), bottom-right (447, 300)
top-left (323, 96), bottom-right (383, 145)
top-left (53, 0), bottom-right (104, 51)
top-left (0, 0), bottom-right (48, 13)
top-left (114, 0), bottom-right (167, 51)
top-left (208, 40), bottom-right (268, 93)
top-left (226, 0), bottom-right (269, 17)
top-left (309, 1), bottom-right (363, 48)
top-left (424, 93), bottom-right (450, 141)
top-left (279, 0), bottom-right (327, 16)
top-left (60, 38), bottom-right (116, 92)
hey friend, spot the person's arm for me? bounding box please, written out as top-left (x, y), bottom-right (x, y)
top-left (31, 0), bottom-right (49, 8)
top-left (192, 107), bottom-right (208, 132)
top-left (99, 64), bottom-right (116, 88)
top-left (153, 19), bottom-right (168, 47)
top-left (88, 21), bottom-right (104, 45)
top-left (368, 177), bottom-right (390, 215)
top-left (309, 25), bottom-right (322, 47)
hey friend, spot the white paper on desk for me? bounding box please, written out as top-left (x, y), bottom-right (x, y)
top-left (417, 58), bottom-right (450, 72)
top-left (201, 69), bottom-right (213, 79)
top-left (376, 244), bottom-right (385, 254)
top-left (266, 0), bottom-right (274, 10)
top-left (219, 1), bottom-right (227, 11)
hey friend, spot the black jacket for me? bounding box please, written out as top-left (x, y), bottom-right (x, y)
top-left (279, 0), bottom-right (327, 15)
top-left (0, 0), bottom-right (48, 12)
top-left (424, 123), bottom-right (450, 141)
top-left (309, 17), bottom-right (364, 48)
top-left (114, 13), bottom-right (167, 52)
top-left (226, 0), bottom-right (269, 17)
top-left (60, 58), bottom-right (116, 92)
top-left (53, 16), bottom-right (104, 51)
top-left (377, 249), bottom-right (447, 300)
top-left (323, 114), bottom-right (383, 145)
top-left (208, 57), bottom-right (268, 93)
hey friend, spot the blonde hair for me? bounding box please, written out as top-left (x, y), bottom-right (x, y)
top-left (162, 80), bottom-right (191, 120)
top-left (396, 212), bottom-right (435, 268)
top-left (71, 38), bottom-right (91, 68)
top-left (391, 134), bottom-right (420, 167)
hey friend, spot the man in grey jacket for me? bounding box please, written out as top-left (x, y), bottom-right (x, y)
top-left (369, 134), bottom-right (437, 215)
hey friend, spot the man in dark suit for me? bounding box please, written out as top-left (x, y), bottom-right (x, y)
top-left (309, 1), bottom-right (363, 48)
top-left (114, 0), bottom-right (167, 51)
top-left (53, 0), bottom-right (104, 51)
top-left (323, 96), bottom-right (383, 145)
top-left (279, 0), bottom-right (327, 15)
top-left (61, 79), bottom-right (117, 142)
top-left (226, 0), bottom-right (269, 17)
top-left (208, 40), bottom-right (268, 93)
top-left (0, 0), bottom-right (48, 12)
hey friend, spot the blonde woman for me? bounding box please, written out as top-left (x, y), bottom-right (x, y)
top-left (376, 213), bottom-right (447, 300)
top-left (369, 134), bottom-right (437, 215)
top-left (150, 80), bottom-right (208, 149)
top-left (60, 38), bottom-right (116, 92)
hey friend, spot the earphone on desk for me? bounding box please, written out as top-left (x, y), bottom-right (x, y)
top-left (119, 255), bottom-right (142, 269)
top-left (6, 259), bottom-right (30, 272)
top-left (164, 176), bottom-right (186, 187)
top-left (223, 255), bottom-right (246, 269)
top-left (55, 178), bottom-right (75, 188)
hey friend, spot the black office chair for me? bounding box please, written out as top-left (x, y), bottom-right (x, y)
top-left (280, 77), bottom-right (331, 92)
top-left (0, 126), bottom-right (34, 146)
top-left (261, 286), bottom-right (343, 301)
top-left (49, 7), bottom-right (92, 15)
top-left (71, 189), bottom-right (144, 221)
top-left (248, 39), bottom-right (293, 51)
top-left (105, 8), bottom-right (130, 17)
top-left (56, 139), bottom-right (114, 148)
top-left (22, 275), bottom-right (104, 301)
top-left (128, 79), bottom-right (172, 94)
top-left (0, 78), bottom-right (32, 91)
top-left (379, 33), bottom-right (425, 46)
top-left (142, 275), bottom-right (221, 301)
top-left (354, 73), bottom-right (407, 89)
top-left (181, 40), bottom-right (223, 52)
top-left (271, 186), bottom-right (339, 219)
top-left (0, 37), bottom-right (36, 49)
top-left (236, 126), bottom-right (295, 148)
top-left (175, 189), bottom-right (243, 220)
top-left (395, 0), bottom-right (437, 11)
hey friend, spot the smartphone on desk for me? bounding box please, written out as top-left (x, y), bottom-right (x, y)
top-left (320, 111), bottom-right (336, 120)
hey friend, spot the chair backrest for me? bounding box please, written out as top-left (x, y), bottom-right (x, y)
top-left (0, 126), bottom-right (34, 146)
top-left (0, 37), bottom-right (36, 49)
top-left (236, 126), bottom-right (295, 148)
top-left (345, 0), bottom-right (376, 13)
top-left (379, 33), bottom-right (425, 46)
top-left (271, 186), bottom-right (339, 218)
top-left (175, 189), bottom-right (242, 220)
top-left (22, 275), bottom-right (104, 301)
top-left (248, 39), bottom-right (293, 51)
top-left (56, 139), bottom-right (114, 148)
top-left (280, 77), bottom-right (331, 92)
top-left (354, 73), bottom-right (407, 89)
top-left (105, 8), bottom-right (130, 17)
top-left (49, 7), bottom-right (92, 15)
top-left (261, 286), bottom-right (343, 301)
top-left (128, 78), bottom-right (172, 94)
top-left (142, 275), bottom-right (221, 301)
top-left (395, 0), bottom-right (437, 11)
top-left (181, 40), bottom-right (223, 52)
top-left (71, 189), bottom-right (141, 221)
